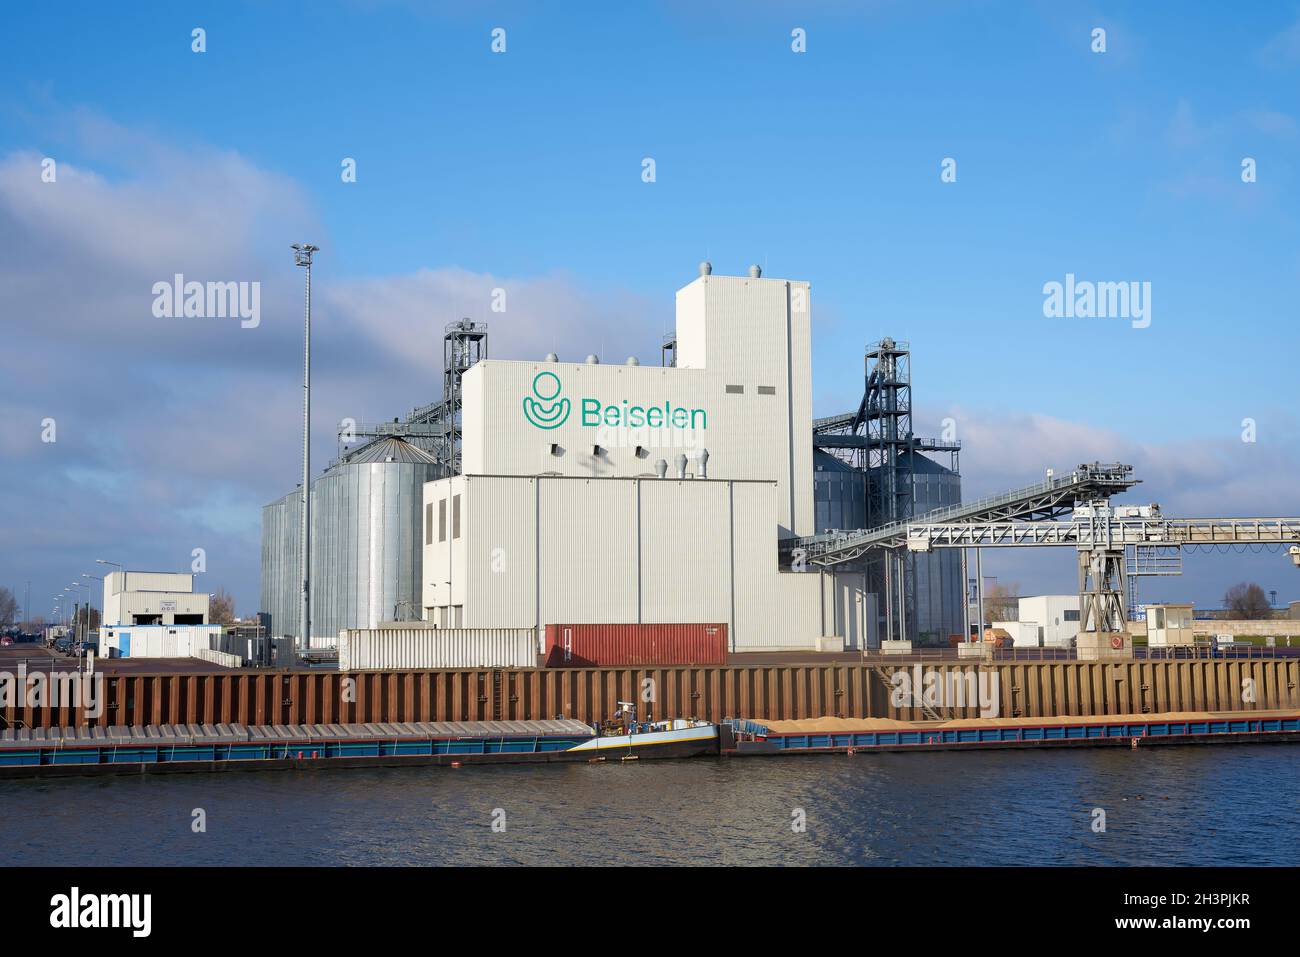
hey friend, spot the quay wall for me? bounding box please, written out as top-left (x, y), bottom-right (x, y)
top-left (3, 659), bottom-right (1298, 729)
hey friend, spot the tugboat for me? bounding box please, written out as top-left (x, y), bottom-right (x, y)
top-left (568, 701), bottom-right (719, 761)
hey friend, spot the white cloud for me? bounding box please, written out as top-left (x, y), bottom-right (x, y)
top-left (0, 116), bottom-right (663, 615)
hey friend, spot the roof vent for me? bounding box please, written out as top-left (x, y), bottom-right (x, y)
top-left (699, 448), bottom-right (710, 479)
top-left (675, 454), bottom-right (687, 479)
top-left (544, 352), bottom-right (558, 362)
top-left (699, 261), bottom-right (712, 276)
top-left (585, 354), bottom-right (599, 365)
top-left (626, 356), bottom-right (640, 366)
top-left (748, 264), bottom-right (762, 278)
top-left (654, 459), bottom-right (668, 479)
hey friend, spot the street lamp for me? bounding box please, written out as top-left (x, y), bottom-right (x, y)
top-left (291, 242), bottom-right (319, 651)
top-left (69, 582), bottom-right (85, 644)
top-left (83, 573), bottom-right (103, 644)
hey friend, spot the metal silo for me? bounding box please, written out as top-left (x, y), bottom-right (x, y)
top-left (904, 450), bottom-right (964, 642)
top-left (813, 450), bottom-right (868, 532)
top-left (261, 437), bottom-right (439, 643)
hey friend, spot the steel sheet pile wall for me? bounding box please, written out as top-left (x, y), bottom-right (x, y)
top-left (338, 628), bottom-right (538, 671)
top-left (6, 658), bottom-right (1298, 730)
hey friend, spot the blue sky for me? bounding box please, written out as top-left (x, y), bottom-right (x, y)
top-left (2, 1), bottom-right (1298, 618)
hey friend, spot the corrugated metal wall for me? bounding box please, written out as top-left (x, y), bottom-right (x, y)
top-left (262, 459), bottom-right (436, 641)
top-left (10, 659), bottom-right (1295, 729)
top-left (908, 455), bottom-right (964, 642)
top-left (433, 474), bottom-right (853, 650)
top-left (339, 628), bottom-right (537, 671)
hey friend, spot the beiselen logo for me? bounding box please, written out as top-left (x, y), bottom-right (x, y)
top-left (522, 371), bottom-right (570, 429)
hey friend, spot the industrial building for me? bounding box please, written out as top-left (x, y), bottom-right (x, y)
top-left (262, 265), bottom-right (967, 647)
top-left (98, 570), bottom-right (221, 659)
top-left (101, 571), bottom-right (208, 626)
top-left (418, 265), bottom-right (964, 650)
top-left (1015, 595), bottom-right (1081, 648)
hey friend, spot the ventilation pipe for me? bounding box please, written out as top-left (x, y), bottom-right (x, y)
top-left (655, 459), bottom-right (668, 479)
top-left (748, 264), bottom-right (762, 278)
top-left (698, 448), bottom-right (709, 479)
top-left (585, 354), bottom-right (600, 364)
top-left (699, 261), bottom-right (712, 276)
top-left (675, 454), bottom-right (687, 479)
top-left (544, 352), bottom-right (558, 362)
top-left (625, 356), bottom-right (640, 365)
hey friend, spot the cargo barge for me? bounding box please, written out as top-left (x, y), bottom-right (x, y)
top-left (721, 710), bottom-right (1300, 755)
top-left (7, 709), bottom-right (1299, 779)
top-left (0, 716), bottom-right (719, 779)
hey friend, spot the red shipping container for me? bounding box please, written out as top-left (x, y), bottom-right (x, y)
top-left (543, 623), bottom-right (728, 667)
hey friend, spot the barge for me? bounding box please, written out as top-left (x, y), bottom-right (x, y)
top-left (721, 710), bottom-right (1300, 755)
top-left (5, 709), bottom-right (1299, 779)
top-left (0, 716), bottom-right (719, 779)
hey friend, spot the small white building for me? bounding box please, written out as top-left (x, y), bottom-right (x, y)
top-left (102, 571), bottom-right (209, 627)
top-left (100, 624), bottom-right (224, 659)
top-left (1145, 603), bottom-right (1195, 647)
top-left (1016, 595), bottom-right (1081, 648)
top-left (99, 571), bottom-right (218, 659)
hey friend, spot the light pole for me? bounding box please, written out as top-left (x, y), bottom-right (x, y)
top-left (70, 582), bottom-right (86, 645)
top-left (83, 573), bottom-right (103, 645)
top-left (292, 242), bottom-right (319, 651)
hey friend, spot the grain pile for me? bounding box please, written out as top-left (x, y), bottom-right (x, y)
top-left (762, 709), bottom-right (1297, 734)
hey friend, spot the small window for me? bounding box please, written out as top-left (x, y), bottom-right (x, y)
top-left (453, 494), bottom-right (461, 539)
top-left (438, 499), bottom-right (447, 542)
top-left (425, 503), bottom-right (433, 545)
top-left (1064, 610), bottom-right (1080, 622)
top-left (757, 385), bottom-right (776, 395)
top-left (725, 384), bottom-right (744, 394)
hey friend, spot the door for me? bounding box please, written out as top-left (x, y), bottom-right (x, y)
top-left (119, 631), bottom-right (131, 657)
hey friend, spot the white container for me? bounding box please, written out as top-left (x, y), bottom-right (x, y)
top-left (194, 648), bottom-right (242, 668)
top-left (337, 627), bottom-right (538, 671)
top-left (992, 621), bottom-right (1040, 648)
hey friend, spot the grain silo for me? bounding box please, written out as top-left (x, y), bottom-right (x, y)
top-left (261, 437), bottom-right (439, 642)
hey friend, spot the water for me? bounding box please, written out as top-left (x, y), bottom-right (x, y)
top-left (3, 746), bottom-right (1297, 866)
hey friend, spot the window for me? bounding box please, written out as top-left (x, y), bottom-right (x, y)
top-left (725, 384), bottom-right (744, 394)
top-left (452, 494), bottom-right (461, 539)
top-left (425, 503), bottom-right (433, 545)
top-left (757, 385), bottom-right (776, 395)
top-left (1064, 610), bottom-right (1080, 622)
top-left (438, 499), bottom-right (447, 542)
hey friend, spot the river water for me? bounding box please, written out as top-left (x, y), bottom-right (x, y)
top-left (3, 745), bottom-right (1296, 866)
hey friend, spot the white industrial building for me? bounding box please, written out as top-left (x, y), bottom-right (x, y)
top-left (99, 571), bottom-right (224, 659)
top-left (1015, 595), bottom-right (1081, 648)
top-left (102, 571), bottom-right (209, 627)
top-left (422, 266), bottom-right (875, 651)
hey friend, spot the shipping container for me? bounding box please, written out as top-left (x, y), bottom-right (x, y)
top-left (338, 627), bottom-right (538, 671)
top-left (544, 623), bottom-right (727, 667)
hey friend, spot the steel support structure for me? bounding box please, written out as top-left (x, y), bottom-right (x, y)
top-left (900, 513), bottom-right (1300, 634)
